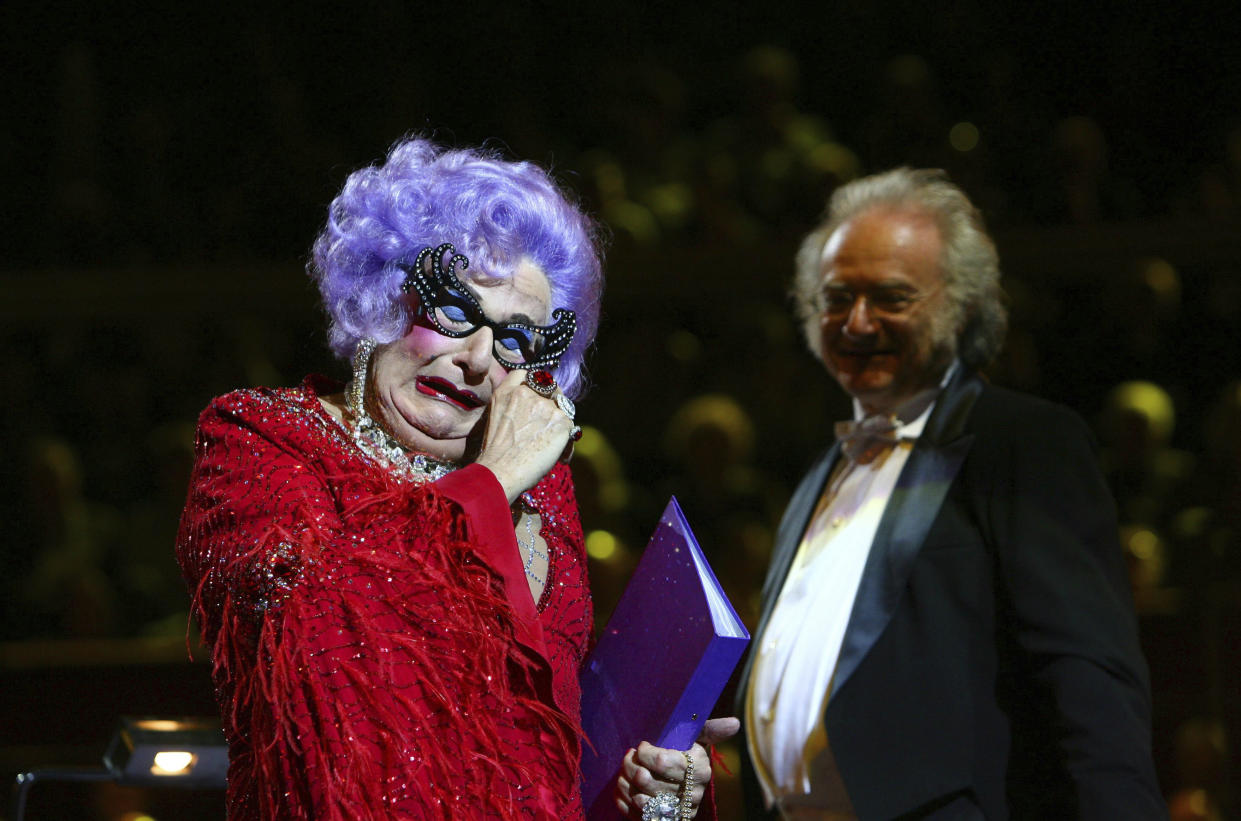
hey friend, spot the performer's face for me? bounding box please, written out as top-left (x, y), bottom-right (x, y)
top-left (815, 207), bottom-right (958, 415)
top-left (369, 258), bottom-right (553, 461)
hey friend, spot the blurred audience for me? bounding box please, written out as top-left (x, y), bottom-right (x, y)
top-left (1098, 380), bottom-right (1195, 535)
top-left (15, 437), bottom-right (123, 638)
top-left (1167, 718), bottom-right (1230, 821)
top-left (1033, 115), bottom-right (1143, 224)
top-left (3, 31), bottom-right (1240, 815)
top-left (658, 393), bottom-right (781, 628)
top-left (571, 425), bottom-right (646, 630)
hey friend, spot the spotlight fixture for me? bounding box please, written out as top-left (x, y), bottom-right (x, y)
top-left (103, 716), bottom-right (227, 788)
top-left (11, 716), bottom-right (226, 820)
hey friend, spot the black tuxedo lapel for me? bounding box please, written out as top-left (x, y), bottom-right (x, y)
top-left (738, 371), bottom-right (986, 710)
top-left (829, 371), bottom-right (985, 702)
top-left (736, 440), bottom-right (842, 705)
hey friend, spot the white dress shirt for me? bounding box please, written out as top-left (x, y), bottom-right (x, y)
top-left (747, 367), bottom-right (955, 817)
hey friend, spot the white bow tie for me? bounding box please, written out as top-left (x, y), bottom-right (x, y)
top-left (834, 415), bottom-right (903, 463)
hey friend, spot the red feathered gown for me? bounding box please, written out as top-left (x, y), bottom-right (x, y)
top-left (177, 376), bottom-right (594, 820)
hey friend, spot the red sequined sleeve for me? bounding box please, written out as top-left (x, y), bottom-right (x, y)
top-left (177, 389), bottom-right (580, 820)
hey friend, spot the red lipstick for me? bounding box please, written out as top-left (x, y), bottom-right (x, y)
top-left (415, 376), bottom-right (484, 410)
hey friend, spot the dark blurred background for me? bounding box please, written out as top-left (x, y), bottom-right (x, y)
top-left (2, 1), bottom-right (1239, 818)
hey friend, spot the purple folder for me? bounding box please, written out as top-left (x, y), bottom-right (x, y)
top-left (578, 497), bottom-right (751, 820)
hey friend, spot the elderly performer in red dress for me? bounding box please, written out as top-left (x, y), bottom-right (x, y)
top-left (177, 137), bottom-right (722, 820)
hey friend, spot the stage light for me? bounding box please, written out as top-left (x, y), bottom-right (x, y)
top-left (103, 716), bottom-right (227, 787)
top-left (11, 717), bottom-right (225, 820)
top-left (151, 751), bottom-right (196, 775)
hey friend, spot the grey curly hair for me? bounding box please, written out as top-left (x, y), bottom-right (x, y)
top-left (792, 167), bottom-right (1008, 370)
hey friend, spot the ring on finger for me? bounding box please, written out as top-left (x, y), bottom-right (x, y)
top-left (641, 792), bottom-right (680, 820)
top-left (524, 369), bottom-right (557, 397)
top-left (570, 425), bottom-right (583, 442)
top-left (556, 393), bottom-right (575, 420)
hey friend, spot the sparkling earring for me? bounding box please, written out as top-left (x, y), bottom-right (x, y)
top-left (347, 338), bottom-right (376, 420)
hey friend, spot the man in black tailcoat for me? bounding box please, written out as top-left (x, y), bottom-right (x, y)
top-left (738, 168), bottom-right (1165, 820)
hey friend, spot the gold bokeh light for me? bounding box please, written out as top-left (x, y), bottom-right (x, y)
top-left (949, 122), bottom-right (980, 152)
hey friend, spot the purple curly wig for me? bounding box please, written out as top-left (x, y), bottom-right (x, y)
top-left (310, 137), bottom-right (605, 398)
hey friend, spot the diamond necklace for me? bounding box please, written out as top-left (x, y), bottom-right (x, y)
top-left (516, 513), bottom-right (548, 586)
top-left (345, 338), bottom-right (456, 483)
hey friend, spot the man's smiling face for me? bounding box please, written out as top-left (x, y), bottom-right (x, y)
top-left (816, 207), bottom-right (958, 415)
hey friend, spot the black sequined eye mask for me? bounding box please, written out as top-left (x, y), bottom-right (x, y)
top-left (400, 243), bottom-right (577, 371)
